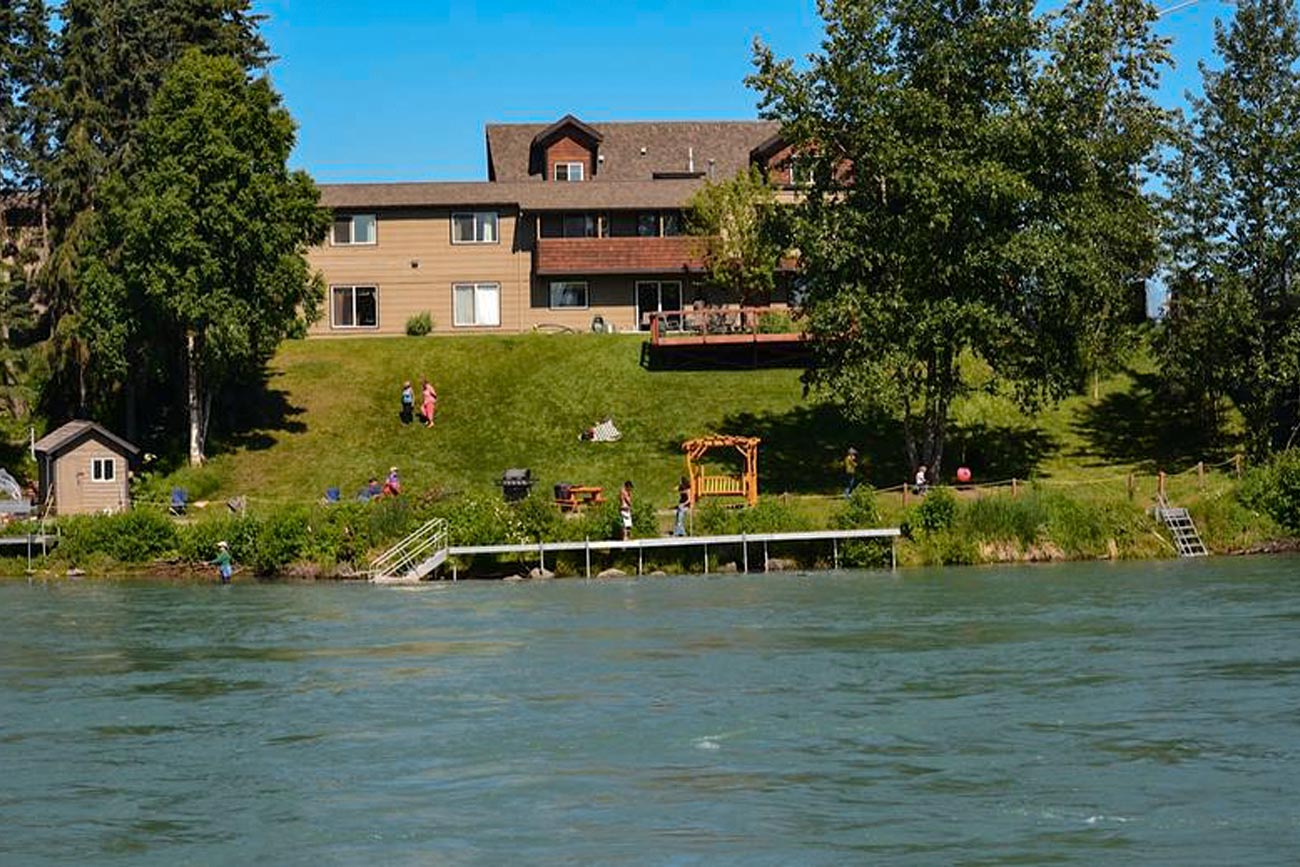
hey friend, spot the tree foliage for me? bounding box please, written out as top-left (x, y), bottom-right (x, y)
top-left (1160, 0), bottom-right (1300, 458)
top-left (686, 166), bottom-right (786, 305)
top-left (748, 0), bottom-right (1168, 474)
top-left (77, 50), bottom-right (328, 464)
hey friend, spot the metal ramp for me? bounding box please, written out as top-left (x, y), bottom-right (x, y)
top-left (1155, 503), bottom-right (1208, 557)
top-left (369, 518), bottom-right (450, 583)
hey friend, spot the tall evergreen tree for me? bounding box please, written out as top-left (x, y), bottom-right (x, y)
top-left (748, 0), bottom-right (1169, 474)
top-left (41, 0), bottom-right (269, 421)
top-left (1160, 0), bottom-right (1300, 457)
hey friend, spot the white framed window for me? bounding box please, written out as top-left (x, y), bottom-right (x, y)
top-left (554, 162), bottom-right (584, 182)
top-left (451, 212), bottom-right (499, 244)
top-left (453, 282), bottom-right (501, 327)
top-left (331, 213), bottom-right (376, 245)
top-left (331, 285), bottom-right (379, 328)
top-left (91, 457), bottom-right (116, 482)
top-left (549, 280), bottom-right (589, 310)
top-left (788, 156), bottom-right (813, 187)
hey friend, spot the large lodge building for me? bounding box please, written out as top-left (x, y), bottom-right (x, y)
top-left (312, 114), bottom-right (801, 336)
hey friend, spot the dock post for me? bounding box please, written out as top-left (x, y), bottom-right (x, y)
top-left (742, 534), bottom-right (748, 573)
top-left (539, 543), bottom-right (545, 573)
top-left (833, 538), bottom-right (839, 570)
top-left (585, 537), bottom-right (591, 580)
top-left (891, 537), bottom-right (896, 570)
top-left (704, 541), bottom-right (709, 575)
top-left (764, 541), bottom-right (769, 572)
top-left (638, 545), bottom-right (643, 576)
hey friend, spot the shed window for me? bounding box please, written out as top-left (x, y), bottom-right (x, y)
top-left (91, 457), bottom-right (116, 482)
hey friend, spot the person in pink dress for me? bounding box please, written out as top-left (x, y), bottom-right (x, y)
top-left (421, 378), bottom-right (437, 427)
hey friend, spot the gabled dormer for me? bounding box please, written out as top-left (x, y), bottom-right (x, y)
top-left (750, 133), bottom-right (808, 188)
top-left (530, 114), bottom-right (602, 181)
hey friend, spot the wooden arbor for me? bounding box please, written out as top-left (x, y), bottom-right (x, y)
top-left (682, 435), bottom-right (760, 507)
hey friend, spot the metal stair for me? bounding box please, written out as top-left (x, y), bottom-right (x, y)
top-left (369, 518), bottom-right (450, 583)
top-left (1154, 502), bottom-right (1208, 557)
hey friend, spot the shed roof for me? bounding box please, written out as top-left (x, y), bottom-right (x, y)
top-left (33, 420), bottom-right (140, 458)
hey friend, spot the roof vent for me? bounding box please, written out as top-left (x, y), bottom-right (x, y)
top-left (688, 147), bottom-right (695, 173)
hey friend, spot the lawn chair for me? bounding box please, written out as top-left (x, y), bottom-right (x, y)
top-left (322, 486), bottom-right (341, 504)
top-left (169, 488), bottom-right (189, 516)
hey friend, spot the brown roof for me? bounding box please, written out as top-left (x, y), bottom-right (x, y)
top-left (486, 119), bottom-right (780, 182)
top-left (33, 420), bottom-right (140, 458)
top-left (320, 178), bottom-right (711, 212)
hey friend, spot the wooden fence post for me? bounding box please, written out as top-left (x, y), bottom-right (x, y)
top-left (1011, 478), bottom-right (1019, 498)
top-left (1234, 453), bottom-right (1243, 478)
top-left (1158, 471), bottom-right (1166, 502)
top-left (1126, 473), bottom-right (1134, 501)
top-left (1197, 461), bottom-right (1205, 489)
top-left (902, 482), bottom-right (909, 508)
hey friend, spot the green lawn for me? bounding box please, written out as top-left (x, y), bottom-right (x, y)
top-left (161, 332), bottom-right (1240, 518)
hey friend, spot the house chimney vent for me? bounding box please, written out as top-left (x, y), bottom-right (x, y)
top-left (688, 147), bottom-right (695, 173)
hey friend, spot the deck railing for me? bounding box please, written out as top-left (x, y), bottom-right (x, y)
top-left (646, 306), bottom-right (803, 346)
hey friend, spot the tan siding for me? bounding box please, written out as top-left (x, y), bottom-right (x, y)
top-left (307, 209), bottom-right (530, 336)
top-left (53, 440), bottom-right (130, 515)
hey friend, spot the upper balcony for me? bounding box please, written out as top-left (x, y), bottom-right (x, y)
top-left (533, 236), bottom-right (705, 276)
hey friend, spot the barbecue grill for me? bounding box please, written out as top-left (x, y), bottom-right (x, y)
top-left (499, 468), bottom-right (534, 502)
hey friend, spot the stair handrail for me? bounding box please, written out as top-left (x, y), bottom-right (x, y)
top-left (370, 518), bottom-right (447, 578)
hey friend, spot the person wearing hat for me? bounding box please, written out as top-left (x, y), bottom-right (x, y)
top-left (844, 447), bottom-right (861, 499)
top-left (383, 466), bottom-right (401, 497)
top-left (209, 541), bottom-right (233, 584)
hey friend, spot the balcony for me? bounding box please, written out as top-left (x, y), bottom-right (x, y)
top-left (534, 236), bottom-right (705, 276)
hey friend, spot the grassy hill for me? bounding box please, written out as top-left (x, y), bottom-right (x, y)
top-left (154, 331), bottom-right (1241, 520)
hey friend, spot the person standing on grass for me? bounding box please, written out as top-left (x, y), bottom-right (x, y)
top-left (673, 476), bottom-right (691, 537)
top-left (620, 480), bottom-right (635, 541)
top-left (421, 378), bottom-right (438, 427)
top-left (844, 447), bottom-right (860, 499)
top-left (209, 541), bottom-right (233, 584)
top-left (400, 380), bottom-right (415, 424)
top-left (913, 465), bottom-right (928, 496)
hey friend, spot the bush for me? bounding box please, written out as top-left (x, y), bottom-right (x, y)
top-left (757, 311), bottom-right (795, 334)
top-left (59, 509), bottom-right (178, 564)
top-left (251, 508), bottom-right (311, 575)
top-left (1240, 449), bottom-right (1300, 533)
top-left (832, 487), bottom-right (891, 567)
top-left (512, 493), bottom-right (565, 543)
top-left (693, 499), bottom-right (736, 535)
top-left (405, 311), bottom-right (433, 336)
top-left (917, 487), bottom-right (957, 532)
top-left (178, 515), bottom-right (260, 564)
top-left (737, 496), bottom-right (813, 534)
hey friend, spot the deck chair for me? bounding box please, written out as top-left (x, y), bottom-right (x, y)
top-left (322, 487), bottom-right (341, 504)
top-left (169, 488), bottom-right (189, 516)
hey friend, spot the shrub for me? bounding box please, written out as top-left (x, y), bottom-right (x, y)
top-left (693, 499), bottom-right (736, 535)
top-left (512, 493), bottom-right (565, 543)
top-left (59, 509), bottom-right (178, 564)
top-left (440, 494), bottom-right (523, 546)
top-left (178, 515), bottom-right (260, 564)
top-left (405, 311), bottom-right (433, 336)
top-left (737, 496), bottom-right (812, 534)
top-left (251, 508), bottom-right (311, 575)
top-left (757, 311), bottom-right (795, 334)
top-left (572, 498), bottom-right (658, 541)
top-left (917, 487), bottom-right (957, 532)
top-left (1240, 449), bottom-right (1300, 533)
top-left (832, 487), bottom-right (890, 567)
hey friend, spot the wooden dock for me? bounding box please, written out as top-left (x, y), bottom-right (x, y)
top-left (446, 527), bottom-right (900, 580)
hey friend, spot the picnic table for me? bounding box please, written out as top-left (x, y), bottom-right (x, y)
top-left (556, 485), bottom-right (606, 513)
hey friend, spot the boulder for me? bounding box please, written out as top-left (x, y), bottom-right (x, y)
top-left (596, 567), bottom-right (627, 579)
top-left (765, 558), bottom-right (797, 572)
top-left (528, 567), bottom-right (555, 580)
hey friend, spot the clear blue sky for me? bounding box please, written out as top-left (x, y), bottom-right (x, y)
top-left (256, 0), bottom-right (1237, 184)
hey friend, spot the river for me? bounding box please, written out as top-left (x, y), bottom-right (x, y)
top-left (2, 557), bottom-right (1298, 865)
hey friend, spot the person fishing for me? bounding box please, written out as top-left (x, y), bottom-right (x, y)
top-left (210, 540), bottom-right (234, 584)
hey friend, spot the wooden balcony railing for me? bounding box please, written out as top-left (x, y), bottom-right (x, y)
top-left (646, 306), bottom-right (804, 347)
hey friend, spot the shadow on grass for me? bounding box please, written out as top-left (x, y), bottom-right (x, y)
top-left (707, 404), bottom-right (1058, 495)
top-left (1071, 370), bottom-right (1238, 472)
top-left (208, 371), bottom-right (307, 456)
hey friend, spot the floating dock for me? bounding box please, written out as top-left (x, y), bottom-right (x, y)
top-left (446, 527), bottom-right (901, 580)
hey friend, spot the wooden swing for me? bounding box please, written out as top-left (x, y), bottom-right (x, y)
top-left (682, 435), bottom-right (760, 507)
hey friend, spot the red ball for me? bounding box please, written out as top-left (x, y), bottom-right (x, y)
top-left (956, 466), bottom-right (972, 483)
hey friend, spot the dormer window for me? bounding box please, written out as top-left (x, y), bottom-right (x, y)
top-left (554, 162), bottom-right (585, 182)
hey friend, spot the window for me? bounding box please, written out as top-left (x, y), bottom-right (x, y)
top-left (331, 285), bottom-right (379, 328)
top-left (332, 214), bottom-right (376, 245)
top-left (540, 213), bottom-right (598, 238)
top-left (451, 212), bottom-right (499, 244)
top-left (788, 156), bottom-right (813, 187)
top-left (554, 162), bottom-right (584, 182)
top-left (549, 281), bottom-right (589, 309)
top-left (637, 213), bottom-right (659, 237)
top-left (91, 457), bottom-right (115, 482)
top-left (661, 212), bottom-right (682, 236)
top-left (453, 282), bottom-right (501, 327)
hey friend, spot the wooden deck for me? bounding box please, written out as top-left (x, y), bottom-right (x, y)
top-left (646, 307), bottom-right (806, 348)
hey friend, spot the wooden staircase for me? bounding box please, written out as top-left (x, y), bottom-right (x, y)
top-left (1154, 501), bottom-right (1208, 558)
top-left (369, 518), bottom-right (450, 583)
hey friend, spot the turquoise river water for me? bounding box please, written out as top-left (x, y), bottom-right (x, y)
top-left (2, 557), bottom-right (1299, 865)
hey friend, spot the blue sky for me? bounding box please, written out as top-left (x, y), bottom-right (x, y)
top-left (256, 0), bottom-right (1237, 184)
